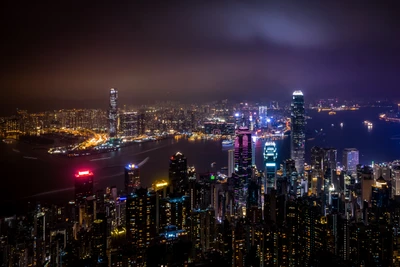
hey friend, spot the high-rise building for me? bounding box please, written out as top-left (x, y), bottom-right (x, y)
top-left (126, 188), bottom-right (157, 263)
top-left (108, 88), bottom-right (118, 138)
top-left (392, 161), bottom-right (400, 197)
top-left (228, 149), bottom-right (234, 177)
top-left (258, 106), bottom-right (268, 127)
top-left (91, 215), bottom-right (108, 264)
top-left (342, 148), bottom-right (359, 175)
top-left (290, 90), bottom-right (306, 175)
top-left (264, 142), bottom-right (277, 192)
top-left (323, 148), bottom-right (337, 172)
top-left (124, 164), bottom-right (140, 194)
top-left (119, 111), bottom-right (138, 137)
top-left (169, 152), bottom-right (188, 193)
top-left (234, 126), bottom-right (252, 173)
top-left (75, 170), bottom-right (94, 204)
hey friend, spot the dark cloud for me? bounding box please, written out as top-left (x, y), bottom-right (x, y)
top-left (0, 1), bottom-right (399, 114)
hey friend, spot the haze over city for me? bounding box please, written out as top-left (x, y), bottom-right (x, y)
top-left (1, 2), bottom-right (400, 267)
top-left (1, 1), bottom-right (400, 114)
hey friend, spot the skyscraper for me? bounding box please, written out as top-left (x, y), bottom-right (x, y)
top-left (290, 90), bottom-right (306, 175)
top-left (124, 164), bottom-right (140, 195)
top-left (234, 126), bottom-right (253, 173)
top-left (126, 188), bottom-right (156, 264)
top-left (169, 152), bottom-right (188, 193)
top-left (108, 88), bottom-right (118, 138)
top-left (264, 141), bottom-right (277, 192)
top-left (391, 161), bottom-right (400, 197)
top-left (74, 170), bottom-right (94, 204)
top-left (228, 149), bottom-right (234, 177)
top-left (342, 148), bottom-right (359, 175)
top-left (119, 111), bottom-right (138, 137)
top-left (258, 106), bottom-right (268, 127)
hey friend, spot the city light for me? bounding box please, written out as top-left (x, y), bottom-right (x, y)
top-left (155, 181), bottom-right (168, 187)
top-left (76, 170), bottom-right (93, 177)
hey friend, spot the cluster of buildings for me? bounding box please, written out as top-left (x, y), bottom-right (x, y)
top-left (1, 89), bottom-right (287, 143)
top-left (3, 90), bottom-right (400, 266)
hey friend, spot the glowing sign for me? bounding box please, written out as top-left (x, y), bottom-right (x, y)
top-left (266, 163), bottom-right (276, 167)
top-left (210, 175), bottom-right (215, 180)
top-left (78, 171), bottom-right (90, 175)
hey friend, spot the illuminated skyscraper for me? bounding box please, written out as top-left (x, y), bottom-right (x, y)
top-left (169, 152), bottom-right (188, 193)
top-left (290, 90), bottom-right (306, 175)
top-left (342, 148), bottom-right (359, 175)
top-left (391, 161), bottom-right (400, 197)
top-left (234, 126), bottom-right (253, 173)
top-left (124, 164), bottom-right (140, 194)
top-left (311, 146), bottom-right (324, 177)
top-left (258, 106), bottom-right (268, 127)
top-left (126, 188), bottom-right (156, 264)
top-left (74, 170), bottom-right (94, 204)
top-left (264, 142), bottom-right (277, 192)
top-left (323, 148), bottom-right (337, 172)
top-left (108, 88), bottom-right (118, 138)
top-left (119, 111), bottom-right (138, 137)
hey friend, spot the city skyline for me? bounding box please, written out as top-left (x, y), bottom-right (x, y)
top-left (2, 2), bottom-right (400, 266)
top-left (1, 2), bottom-right (400, 115)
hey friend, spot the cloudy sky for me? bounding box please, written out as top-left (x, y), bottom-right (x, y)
top-left (1, 1), bottom-right (399, 113)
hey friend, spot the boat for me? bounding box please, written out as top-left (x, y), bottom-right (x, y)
top-left (222, 140), bottom-right (234, 147)
top-left (23, 156), bottom-right (38, 160)
top-left (364, 120), bottom-right (373, 127)
top-left (329, 111), bottom-right (336, 115)
top-left (340, 122), bottom-right (344, 127)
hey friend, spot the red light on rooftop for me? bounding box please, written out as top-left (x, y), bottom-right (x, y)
top-left (75, 170), bottom-right (93, 177)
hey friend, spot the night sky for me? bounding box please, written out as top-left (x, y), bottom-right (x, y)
top-left (1, 2), bottom-right (399, 114)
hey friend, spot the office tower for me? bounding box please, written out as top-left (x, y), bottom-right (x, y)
top-left (331, 191), bottom-right (339, 213)
top-left (92, 214), bottom-right (108, 264)
top-left (126, 188), bottom-right (156, 264)
top-left (119, 111), bottom-right (138, 137)
top-left (342, 148), bottom-right (359, 175)
top-left (370, 176), bottom-right (390, 224)
top-left (188, 167), bottom-right (198, 211)
top-left (108, 88), bottom-right (118, 138)
top-left (360, 166), bottom-right (374, 210)
top-left (188, 166), bottom-right (196, 181)
top-left (373, 163), bottom-right (391, 181)
top-left (258, 106), bottom-right (268, 127)
top-left (311, 146), bottom-right (324, 173)
top-left (284, 159), bottom-right (297, 177)
top-left (138, 112), bottom-right (146, 135)
top-left (124, 163), bottom-right (140, 194)
top-left (234, 127), bottom-right (253, 173)
top-left (169, 152), bottom-right (188, 193)
top-left (74, 170), bottom-right (94, 204)
top-left (392, 162), bottom-right (400, 197)
top-left (290, 90), bottom-right (306, 175)
top-left (323, 148), bottom-right (337, 172)
top-left (228, 149), bottom-right (234, 177)
top-left (264, 142), bottom-right (277, 192)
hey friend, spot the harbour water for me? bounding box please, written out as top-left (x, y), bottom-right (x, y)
top-left (1, 107), bottom-right (399, 214)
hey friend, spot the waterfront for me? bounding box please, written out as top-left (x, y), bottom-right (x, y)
top-left (1, 108), bottom-right (399, 214)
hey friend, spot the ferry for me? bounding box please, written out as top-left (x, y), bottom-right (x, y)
top-left (222, 140), bottom-right (234, 147)
top-left (328, 111), bottom-right (336, 115)
top-left (364, 120), bottom-right (373, 127)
